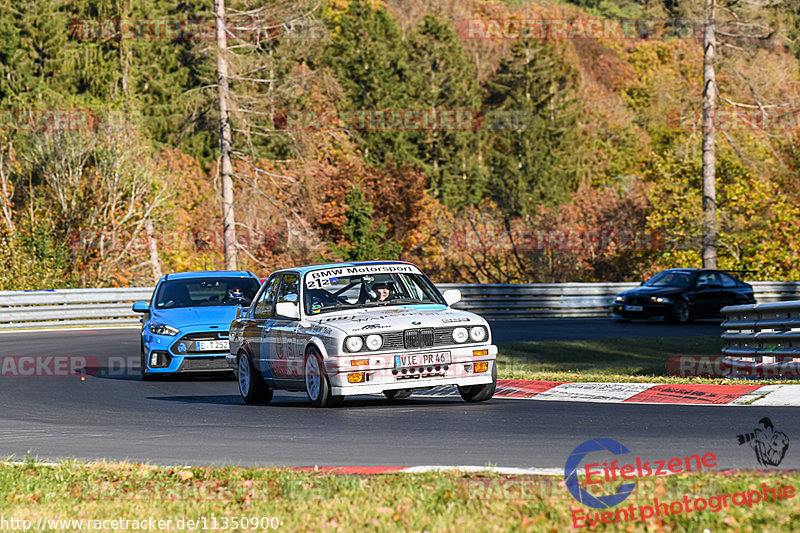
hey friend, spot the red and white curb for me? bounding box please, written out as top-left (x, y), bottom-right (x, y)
top-left (418, 380), bottom-right (800, 406)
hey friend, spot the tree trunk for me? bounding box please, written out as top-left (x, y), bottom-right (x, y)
top-left (214, 0), bottom-right (237, 270)
top-left (145, 217), bottom-right (163, 283)
top-left (702, 0), bottom-right (717, 269)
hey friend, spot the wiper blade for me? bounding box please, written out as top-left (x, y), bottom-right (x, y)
top-left (364, 298), bottom-right (421, 307)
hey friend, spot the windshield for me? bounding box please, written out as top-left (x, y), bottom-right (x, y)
top-left (303, 265), bottom-right (445, 315)
top-left (643, 271), bottom-right (694, 288)
top-left (154, 277), bottom-right (261, 309)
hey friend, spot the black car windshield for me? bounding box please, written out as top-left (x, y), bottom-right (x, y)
top-left (155, 277), bottom-right (261, 309)
top-left (304, 265), bottom-right (445, 315)
top-left (643, 271), bottom-right (694, 288)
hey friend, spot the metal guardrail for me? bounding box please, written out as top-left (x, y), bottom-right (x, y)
top-left (437, 282), bottom-right (640, 318)
top-left (0, 288), bottom-right (154, 329)
top-left (722, 301), bottom-right (800, 361)
top-left (2, 281), bottom-right (800, 329)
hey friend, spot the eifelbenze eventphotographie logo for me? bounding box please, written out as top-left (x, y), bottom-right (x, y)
top-left (565, 438), bottom-right (795, 528)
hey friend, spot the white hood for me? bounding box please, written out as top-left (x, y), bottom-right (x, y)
top-left (312, 306), bottom-right (486, 335)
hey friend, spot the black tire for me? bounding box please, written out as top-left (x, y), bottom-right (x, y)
top-left (669, 299), bottom-right (692, 324)
top-left (238, 352), bottom-right (273, 404)
top-left (384, 389), bottom-right (413, 400)
top-left (304, 346), bottom-right (337, 407)
top-left (458, 362), bottom-right (497, 403)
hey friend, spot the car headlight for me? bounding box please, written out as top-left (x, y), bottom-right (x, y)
top-left (615, 295), bottom-right (625, 302)
top-left (365, 334), bottom-right (383, 351)
top-left (452, 327), bottom-right (469, 343)
top-left (345, 336), bottom-right (364, 352)
top-left (469, 326), bottom-right (487, 342)
top-left (149, 323), bottom-right (179, 336)
top-left (650, 296), bottom-right (672, 303)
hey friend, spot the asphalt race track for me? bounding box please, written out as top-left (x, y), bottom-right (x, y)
top-left (2, 323), bottom-right (798, 470)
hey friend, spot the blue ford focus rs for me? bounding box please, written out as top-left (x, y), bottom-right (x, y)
top-left (132, 271), bottom-right (262, 379)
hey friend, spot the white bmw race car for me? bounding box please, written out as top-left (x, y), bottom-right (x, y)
top-left (227, 261), bottom-right (497, 407)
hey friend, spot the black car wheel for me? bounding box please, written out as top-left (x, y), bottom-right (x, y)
top-left (669, 299), bottom-right (692, 324)
top-left (457, 362), bottom-right (497, 403)
top-left (238, 352), bottom-right (273, 404)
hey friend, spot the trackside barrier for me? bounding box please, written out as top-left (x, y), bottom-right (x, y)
top-left (1, 282), bottom-right (799, 329)
top-left (721, 300), bottom-right (800, 373)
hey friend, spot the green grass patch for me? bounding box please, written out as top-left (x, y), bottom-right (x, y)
top-left (496, 336), bottom-right (800, 385)
top-left (1, 461), bottom-right (799, 531)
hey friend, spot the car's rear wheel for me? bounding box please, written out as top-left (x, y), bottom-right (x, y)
top-left (458, 363), bottom-right (497, 403)
top-left (304, 347), bottom-right (340, 407)
top-left (238, 352), bottom-right (273, 404)
top-left (669, 299), bottom-right (692, 324)
top-left (383, 389), bottom-right (412, 400)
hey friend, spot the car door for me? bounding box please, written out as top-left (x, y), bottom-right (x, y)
top-left (267, 273), bottom-right (303, 390)
top-left (692, 271), bottom-right (723, 317)
top-left (718, 273), bottom-right (746, 311)
top-left (249, 275), bottom-right (279, 386)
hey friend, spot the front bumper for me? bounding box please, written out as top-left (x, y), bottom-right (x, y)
top-left (325, 344), bottom-right (497, 396)
top-left (612, 303), bottom-right (671, 318)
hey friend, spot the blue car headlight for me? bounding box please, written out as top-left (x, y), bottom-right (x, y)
top-left (149, 323), bottom-right (179, 336)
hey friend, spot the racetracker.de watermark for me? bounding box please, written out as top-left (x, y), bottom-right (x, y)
top-left (0, 355), bottom-right (137, 378)
top-left (668, 109), bottom-right (800, 132)
top-left (452, 229), bottom-right (664, 252)
top-left (667, 355), bottom-right (800, 379)
top-left (0, 109), bottom-right (99, 132)
top-left (68, 17), bottom-right (323, 41)
top-left (67, 227), bottom-right (280, 254)
top-left (271, 109), bottom-right (573, 132)
top-left (454, 18), bottom-right (703, 40)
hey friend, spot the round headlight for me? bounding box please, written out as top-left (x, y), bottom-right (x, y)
top-left (345, 336), bottom-right (364, 352)
top-left (469, 326), bottom-right (487, 342)
top-left (452, 327), bottom-right (469, 343)
top-left (365, 334), bottom-right (383, 351)
top-left (615, 295), bottom-right (624, 302)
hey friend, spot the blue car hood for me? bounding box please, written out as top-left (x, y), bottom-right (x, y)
top-left (149, 306), bottom-right (241, 329)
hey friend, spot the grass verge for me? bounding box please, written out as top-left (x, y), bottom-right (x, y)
top-left (496, 336), bottom-right (800, 385)
top-left (1, 461), bottom-right (798, 532)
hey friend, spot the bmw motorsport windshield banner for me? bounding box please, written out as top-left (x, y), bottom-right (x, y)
top-left (305, 264), bottom-right (423, 289)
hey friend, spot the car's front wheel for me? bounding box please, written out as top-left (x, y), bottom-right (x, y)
top-left (238, 352), bottom-right (273, 404)
top-left (304, 347), bottom-right (341, 407)
top-left (669, 299), bottom-right (692, 324)
top-left (458, 363), bottom-right (497, 403)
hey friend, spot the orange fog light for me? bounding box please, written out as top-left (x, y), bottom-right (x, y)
top-left (348, 372), bottom-right (365, 383)
top-left (351, 359), bottom-right (369, 366)
top-left (474, 362), bottom-right (489, 373)
top-left (473, 349), bottom-right (489, 356)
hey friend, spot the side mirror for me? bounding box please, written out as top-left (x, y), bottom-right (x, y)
top-left (237, 306), bottom-right (250, 319)
top-left (696, 282), bottom-right (708, 290)
top-left (132, 301), bottom-right (149, 313)
top-left (442, 289), bottom-right (462, 306)
top-left (275, 302), bottom-right (300, 319)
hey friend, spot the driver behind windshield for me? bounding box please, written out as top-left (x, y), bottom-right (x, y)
top-left (373, 282), bottom-right (392, 302)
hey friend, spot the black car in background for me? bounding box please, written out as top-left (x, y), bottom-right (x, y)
top-left (612, 268), bottom-right (755, 323)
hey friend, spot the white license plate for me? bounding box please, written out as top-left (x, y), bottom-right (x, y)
top-left (195, 340), bottom-right (230, 351)
top-left (623, 305), bottom-right (643, 312)
top-left (395, 352), bottom-right (451, 368)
